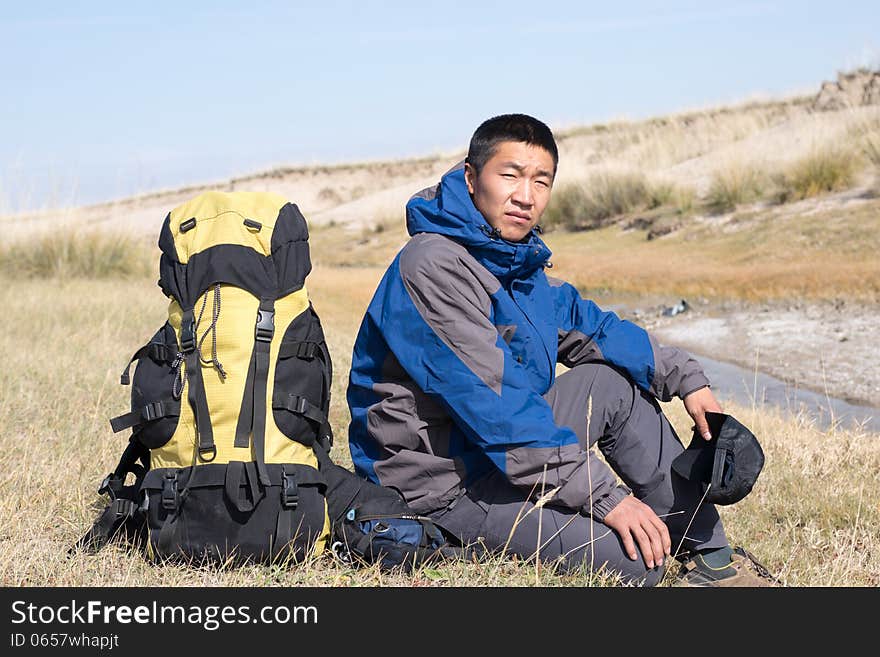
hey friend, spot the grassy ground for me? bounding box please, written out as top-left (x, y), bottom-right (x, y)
top-left (544, 198), bottom-right (880, 303)
top-left (1, 254), bottom-right (878, 586)
top-left (305, 192), bottom-right (880, 304)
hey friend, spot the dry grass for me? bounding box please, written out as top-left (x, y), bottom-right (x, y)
top-left (0, 229), bottom-right (155, 279)
top-left (865, 133), bottom-right (880, 170)
top-left (542, 172), bottom-right (689, 231)
top-left (552, 104), bottom-right (880, 224)
top-left (658, 400), bottom-right (880, 586)
top-left (557, 98), bottom-right (808, 174)
top-left (1, 230), bottom-right (878, 585)
top-left (308, 215), bottom-right (409, 269)
top-left (545, 197), bottom-right (880, 303)
top-left (0, 274), bottom-right (628, 587)
top-left (301, 170), bottom-right (863, 305)
top-left (704, 163), bottom-right (767, 214)
top-left (847, 115), bottom-right (880, 169)
top-left (773, 147), bottom-right (860, 203)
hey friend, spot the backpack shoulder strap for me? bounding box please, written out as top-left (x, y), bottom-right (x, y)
top-left (234, 298), bottom-right (276, 486)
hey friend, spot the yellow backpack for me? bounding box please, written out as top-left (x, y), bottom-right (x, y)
top-left (77, 191), bottom-right (333, 564)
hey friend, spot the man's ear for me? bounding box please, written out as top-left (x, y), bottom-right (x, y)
top-left (464, 162), bottom-right (476, 195)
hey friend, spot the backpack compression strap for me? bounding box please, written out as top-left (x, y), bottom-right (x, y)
top-left (234, 299), bottom-right (275, 486)
top-left (118, 341), bottom-right (177, 386)
top-left (109, 400), bottom-right (181, 434)
top-left (180, 309), bottom-right (216, 462)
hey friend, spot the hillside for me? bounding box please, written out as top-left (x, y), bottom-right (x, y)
top-left (3, 70), bottom-right (878, 243)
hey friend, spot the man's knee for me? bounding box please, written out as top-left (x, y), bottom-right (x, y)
top-left (585, 362), bottom-right (637, 403)
top-left (558, 360), bottom-right (635, 399)
top-left (562, 363), bottom-right (638, 440)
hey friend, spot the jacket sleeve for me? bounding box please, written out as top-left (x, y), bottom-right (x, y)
top-left (369, 241), bottom-right (630, 520)
top-left (551, 278), bottom-right (709, 401)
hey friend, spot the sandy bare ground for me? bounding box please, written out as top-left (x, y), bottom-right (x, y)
top-left (639, 298), bottom-right (880, 409)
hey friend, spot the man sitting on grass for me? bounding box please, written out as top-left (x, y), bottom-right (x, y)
top-left (346, 113), bottom-right (774, 586)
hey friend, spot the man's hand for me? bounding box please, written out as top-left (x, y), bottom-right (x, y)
top-left (683, 386), bottom-right (723, 441)
top-left (602, 496), bottom-right (671, 568)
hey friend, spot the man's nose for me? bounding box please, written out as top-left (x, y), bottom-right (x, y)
top-left (511, 179), bottom-right (533, 206)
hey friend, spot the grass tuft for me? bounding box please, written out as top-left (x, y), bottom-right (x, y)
top-left (864, 134), bottom-right (880, 169)
top-left (704, 164), bottom-right (766, 214)
top-left (540, 183), bottom-right (592, 231)
top-left (543, 172), bottom-right (688, 231)
top-left (773, 147), bottom-right (859, 204)
top-left (853, 118), bottom-right (880, 172)
top-left (652, 182), bottom-right (696, 215)
top-left (0, 229), bottom-right (154, 279)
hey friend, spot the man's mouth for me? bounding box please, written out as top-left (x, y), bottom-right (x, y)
top-left (505, 211), bottom-right (531, 223)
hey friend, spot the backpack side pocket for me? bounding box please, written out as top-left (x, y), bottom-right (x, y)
top-left (110, 322), bottom-right (182, 449)
top-left (272, 304), bottom-right (332, 447)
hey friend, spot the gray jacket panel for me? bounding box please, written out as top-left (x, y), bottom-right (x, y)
top-left (367, 350), bottom-right (463, 512)
top-left (648, 335), bottom-right (710, 401)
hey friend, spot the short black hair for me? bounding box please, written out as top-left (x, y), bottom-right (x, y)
top-left (466, 114), bottom-right (558, 177)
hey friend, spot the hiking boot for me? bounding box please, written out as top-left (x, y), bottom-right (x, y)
top-left (674, 547), bottom-right (780, 587)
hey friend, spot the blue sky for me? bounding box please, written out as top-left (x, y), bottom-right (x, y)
top-left (1, 1), bottom-right (878, 212)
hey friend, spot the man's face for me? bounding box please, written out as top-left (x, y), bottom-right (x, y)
top-left (464, 140), bottom-right (555, 242)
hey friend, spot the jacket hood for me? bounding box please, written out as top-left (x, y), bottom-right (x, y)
top-left (405, 162), bottom-right (552, 283)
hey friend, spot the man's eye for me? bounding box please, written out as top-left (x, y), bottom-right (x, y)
top-left (536, 180), bottom-right (549, 188)
top-left (501, 173), bottom-right (516, 179)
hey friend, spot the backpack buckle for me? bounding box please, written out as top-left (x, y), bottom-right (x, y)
top-left (280, 468), bottom-right (298, 510)
top-left (161, 473), bottom-right (179, 511)
top-left (292, 395), bottom-right (308, 415)
top-left (142, 401), bottom-right (164, 422)
top-left (110, 498), bottom-right (134, 520)
top-left (255, 309), bottom-right (275, 343)
top-left (99, 473), bottom-right (125, 500)
top-left (180, 319), bottom-right (196, 353)
top-left (98, 474), bottom-right (112, 497)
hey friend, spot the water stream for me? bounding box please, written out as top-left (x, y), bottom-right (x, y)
top-left (596, 298), bottom-right (880, 434)
top-left (690, 352), bottom-right (880, 434)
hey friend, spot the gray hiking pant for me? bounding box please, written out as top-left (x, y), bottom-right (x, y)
top-left (428, 362), bottom-right (728, 586)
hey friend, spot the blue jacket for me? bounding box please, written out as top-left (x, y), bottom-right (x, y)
top-left (346, 163), bottom-right (708, 518)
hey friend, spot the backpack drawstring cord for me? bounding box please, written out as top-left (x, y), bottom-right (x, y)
top-left (195, 284), bottom-right (227, 380)
top-left (171, 284), bottom-right (227, 398)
